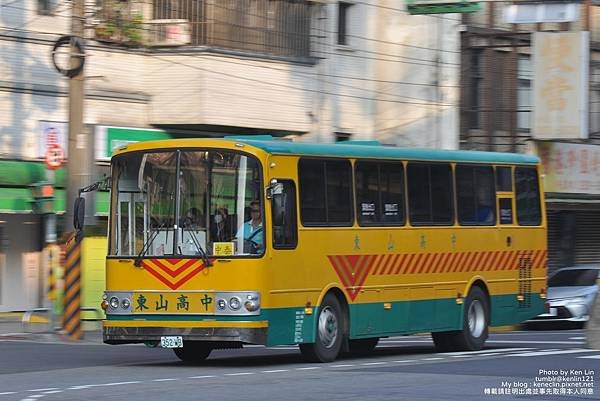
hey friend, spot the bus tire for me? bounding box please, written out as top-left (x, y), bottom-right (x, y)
top-left (173, 342), bottom-right (212, 362)
top-left (300, 294), bottom-right (345, 362)
top-left (348, 337), bottom-right (379, 355)
top-left (432, 286), bottom-right (489, 352)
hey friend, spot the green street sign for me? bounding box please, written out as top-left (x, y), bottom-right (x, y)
top-left (405, 0), bottom-right (481, 14)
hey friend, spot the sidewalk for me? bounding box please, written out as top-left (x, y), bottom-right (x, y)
top-left (0, 312), bottom-right (103, 344)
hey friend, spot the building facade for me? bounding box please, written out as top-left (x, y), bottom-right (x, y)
top-left (0, 0), bottom-right (460, 311)
top-left (460, 2), bottom-right (600, 273)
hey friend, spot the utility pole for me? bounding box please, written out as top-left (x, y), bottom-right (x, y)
top-left (66, 0), bottom-right (89, 229)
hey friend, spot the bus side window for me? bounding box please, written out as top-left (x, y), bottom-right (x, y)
top-left (515, 167), bottom-right (541, 226)
top-left (272, 180), bottom-right (298, 249)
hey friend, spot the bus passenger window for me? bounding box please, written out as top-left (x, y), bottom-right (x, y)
top-left (355, 161), bottom-right (404, 226)
top-left (515, 167), bottom-right (541, 225)
top-left (407, 163), bottom-right (453, 225)
top-left (456, 165), bottom-right (496, 226)
top-left (496, 167), bottom-right (512, 192)
top-left (299, 158), bottom-right (353, 226)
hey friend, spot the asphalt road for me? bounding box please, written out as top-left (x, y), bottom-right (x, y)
top-left (0, 329), bottom-right (598, 401)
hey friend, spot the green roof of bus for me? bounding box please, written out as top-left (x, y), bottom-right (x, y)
top-left (229, 137), bottom-right (539, 165)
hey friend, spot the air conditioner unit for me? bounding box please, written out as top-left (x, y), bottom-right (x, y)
top-left (146, 19), bottom-right (191, 47)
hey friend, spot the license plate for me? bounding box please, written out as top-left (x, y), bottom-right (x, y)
top-left (160, 336), bottom-right (183, 348)
top-left (548, 307), bottom-right (557, 316)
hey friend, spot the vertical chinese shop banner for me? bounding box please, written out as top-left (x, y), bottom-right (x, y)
top-left (532, 32), bottom-right (590, 139)
top-left (534, 142), bottom-right (600, 195)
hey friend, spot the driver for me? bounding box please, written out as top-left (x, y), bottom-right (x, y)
top-left (237, 200), bottom-right (263, 254)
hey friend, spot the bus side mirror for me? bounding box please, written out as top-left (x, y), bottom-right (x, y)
top-left (266, 179), bottom-right (283, 200)
top-left (74, 197), bottom-right (85, 230)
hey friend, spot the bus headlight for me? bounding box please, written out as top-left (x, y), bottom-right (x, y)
top-left (121, 298), bottom-right (131, 309)
top-left (244, 300), bottom-right (260, 312)
top-left (229, 297), bottom-right (241, 310)
top-left (214, 291), bottom-right (260, 315)
top-left (109, 297), bottom-right (119, 309)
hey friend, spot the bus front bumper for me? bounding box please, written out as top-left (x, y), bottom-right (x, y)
top-left (103, 320), bottom-right (268, 345)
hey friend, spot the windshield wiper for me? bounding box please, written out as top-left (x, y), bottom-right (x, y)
top-left (134, 222), bottom-right (165, 267)
top-left (182, 227), bottom-right (212, 267)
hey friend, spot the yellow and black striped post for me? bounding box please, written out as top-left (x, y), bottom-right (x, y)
top-left (63, 233), bottom-right (83, 340)
top-left (47, 247), bottom-right (56, 302)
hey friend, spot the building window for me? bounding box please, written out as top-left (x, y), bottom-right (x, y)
top-left (37, 0), bottom-right (54, 15)
top-left (96, 0), bottom-right (312, 57)
top-left (517, 56), bottom-right (532, 132)
top-left (469, 50), bottom-right (483, 130)
top-left (591, 63), bottom-right (600, 137)
top-left (335, 132), bottom-right (351, 142)
top-left (337, 2), bottom-right (352, 46)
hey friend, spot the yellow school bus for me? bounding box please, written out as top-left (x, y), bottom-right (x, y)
top-left (101, 136), bottom-right (547, 362)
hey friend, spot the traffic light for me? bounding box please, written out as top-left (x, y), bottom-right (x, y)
top-left (31, 182), bottom-right (55, 214)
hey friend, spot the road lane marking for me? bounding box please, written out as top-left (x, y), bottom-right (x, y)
top-left (512, 349), bottom-right (594, 357)
top-left (189, 375), bottom-right (217, 379)
top-left (331, 364), bottom-right (355, 368)
top-left (568, 337), bottom-right (585, 340)
top-left (28, 389), bottom-right (58, 393)
top-left (361, 362), bottom-right (387, 366)
top-left (261, 369), bottom-right (289, 373)
top-left (578, 355), bottom-right (600, 359)
top-left (487, 340), bottom-right (585, 345)
top-left (152, 378), bottom-right (178, 382)
top-left (392, 359), bottom-right (415, 363)
top-left (28, 396), bottom-right (44, 399)
top-left (441, 347), bottom-right (534, 355)
top-left (296, 367), bottom-right (321, 370)
top-left (225, 372), bottom-right (255, 376)
top-left (41, 391), bottom-right (62, 395)
top-left (421, 357), bottom-right (443, 361)
top-left (451, 355), bottom-right (474, 358)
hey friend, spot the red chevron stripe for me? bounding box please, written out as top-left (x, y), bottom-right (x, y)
top-left (143, 262), bottom-right (209, 290)
top-left (490, 250), bottom-right (501, 270)
top-left (146, 259), bottom-right (199, 278)
top-left (408, 254), bottom-right (421, 274)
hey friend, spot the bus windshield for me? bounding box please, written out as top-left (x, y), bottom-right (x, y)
top-left (109, 149), bottom-right (263, 258)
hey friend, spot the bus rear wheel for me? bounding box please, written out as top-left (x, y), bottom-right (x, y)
top-left (432, 286), bottom-right (489, 352)
top-left (173, 341), bottom-right (212, 362)
top-left (300, 294), bottom-right (345, 363)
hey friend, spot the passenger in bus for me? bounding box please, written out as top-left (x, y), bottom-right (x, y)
top-left (211, 207), bottom-right (231, 242)
top-left (475, 187), bottom-right (494, 224)
top-left (236, 200), bottom-right (263, 254)
top-left (181, 207), bottom-right (205, 229)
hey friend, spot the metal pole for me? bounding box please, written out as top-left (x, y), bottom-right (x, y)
top-left (65, 0), bottom-right (87, 229)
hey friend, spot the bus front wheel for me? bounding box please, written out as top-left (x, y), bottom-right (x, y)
top-left (300, 294), bottom-right (345, 362)
top-left (173, 341), bottom-right (212, 362)
top-left (432, 286), bottom-right (489, 352)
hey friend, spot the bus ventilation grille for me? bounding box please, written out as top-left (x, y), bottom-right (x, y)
top-left (518, 255), bottom-right (532, 308)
